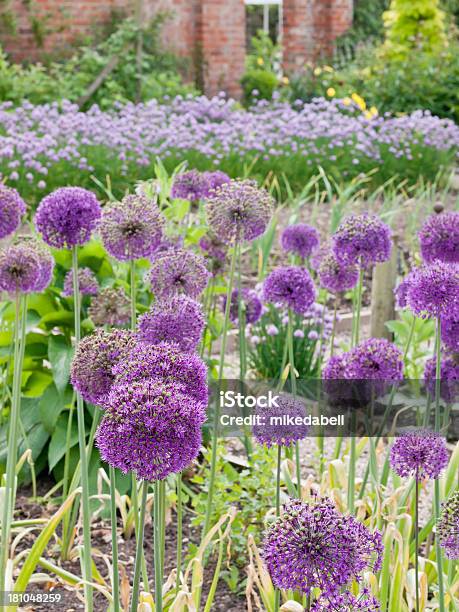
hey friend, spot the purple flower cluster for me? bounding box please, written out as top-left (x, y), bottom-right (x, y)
top-left (88, 287), bottom-right (131, 327)
top-left (199, 233), bottom-right (227, 275)
top-left (35, 187), bottom-right (101, 248)
top-left (441, 314), bottom-right (459, 351)
top-left (418, 212), bottom-right (459, 264)
top-left (150, 249), bottom-right (210, 299)
top-left (206, 179), bottom-right (273, 244)
top-left (438, 491), bottom-right (459, 559)
top-left (100, 194), bottom-right (163, 261)
top-left (332, 214), bottom-right (392, 267)
top-left (0, 185), bottom-right (26, 239)
top-left (318, 249), bottom-right (359, 293)
top-left (70, 328), bottom-right (136, 405)
top-left (424, 355), bottom-right (459, 404)
top-left (171, 169), bottom-right (230, 202)
top-left (137, 295), bottom-right (204, 352)
top-left (62, 267), bottom-right (98, 297)
top-left (253, 393), bottom-right (309, 447)
top-left (405, 262), bottom-right (459, 318)
top-left (0, 236), bottom-right (54, 294)
top-left (390, 429), bottom-right (448, 480)
top-left (311, 589), bottom-right (380, 611)
top-left (223, 288), bottom-right (263, 324)
top-left (262, 497), bottom-right (383, 597)
top-left (263, 266), bottom-right (316, 315)
top-left (280, 224), bottom-right (320, 260)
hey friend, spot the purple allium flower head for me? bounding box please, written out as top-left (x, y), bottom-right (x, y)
top-left (150, 248), bottom-right (210, 299)
top-left (171, 170), bottom-right (210, 202)
top-left (0, 237), bottom-right (53, 294)
top-left (424, 355), bottom-right (459, 404)
top-left (96, 378), bottom-right (206, 480)
top-left (112, 341), bottom-right (208, 406)
top-left (70, 328), bottom-right (136, 405)
top-left (419, 212), bottom-right (459, 264)
top-left (311, 589), bottom-right (381, 611)
top-left (0, 185), bottom-right (26, 239)
top-left (35, 187), bottom-right (101, 249)
top-left (62, 267), bottom-right (98, 297)
top-left (263, 266), bottom-right (316, 315)
top-left (203, 170), bottom-right (231, 192)
top-left (137, 295), bottom-right (204, 352)
top-left (266, 324), bottom-right (279, 336)
top-left (17, 235), bottom-right (54, 292)
top-left (438, 491), bottom-right (459, 560)
top-left (347, 338), bottom-right (404, 383)
top-left (262, 497), bottom-right (383, 596)
top-left (280, 224), bottom-right (320, 259)
top-left (199, 233), bottom-right (227, 275)
top-left (223, 288), bottom-right (263, 324)
top-left (390, 429), bottom-right (448, 480)
top-left (394, 277), bottom-right (412, 308)
top-left (332, 214), bottom-right (392, 267)
top-left (205, 179), bottom-right (274, 244)
top-left (318, 249), bottom-right (359, 293)
top-left (100, 194), bottom-right (164, 261)
top-left (88, 287), bottom-right (131, 327)
top-left (253, 393), bottom-right (309, 447)
top-left (441, 314), bottom-right (459, 351)
top-left (406, 262), bottom-right (459, 319)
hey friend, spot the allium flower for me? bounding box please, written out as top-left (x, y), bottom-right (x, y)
top-left (390, 429), bottom-right (448, 480)
top-left (266, 324), bottom-right (279, 336)
top-left (253, 393), bottom-right (309, 447)
top-left (0, 237), bottom-right (53, 294)
top-left (205, 179), bottom-right (274, 244)
top-left (171, 170), bottom-right (210, 202)
top-left (262, 497), bottom-right (383, 596)
top-left (424, 356), bottom-right (459, 404)
top-left (438, 491), bottom-right (459, 559)
top-left (100, 194), bottom-right (164, 261)
top-left (332, 214), bottom-right (392, 267)
top-left (137, 295), bottom-right (204, 352)
top-left (203, 170), bottom-right (231, 192)
top-left (70, 329), bottom-right (136, 405)
top-left (318, 250), bottom-right (359, 293)
top-left (150, 249), bottom-right (210, 299)
top-left (62, 267), bottom-right (98, 297)
top-left (88, 287), bottom-right (131, 327)
top-left (419, 212), bottom-right (459, 264)
top-left (96, 378), bottom-right (206, 480)
top-left (280, 224), bottom-right (320, 259)
top-left (406, 262), bottom-right (459, 319)
top-left (112, 341), bottom-right (208, 406)
top-left (0, 185), bottom-right (26, 239)
top-left (441, 314), bottom-right (459, 352)
top-left (311, 588), bottom-right (381, 611)
top-left (263, 266), bottom-right (316, 315)
top-left (223, 288), bottom-right (262, 324)
top-left (347, 338), bottom-right (404, 383)
top-left (199, 234), bottom-right (227, 263)
top-left (35, 187), bottom-right (101, 249)
top-left (394, 277), bottom-right (411, 308)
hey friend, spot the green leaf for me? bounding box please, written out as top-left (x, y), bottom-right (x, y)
top-left (39, 383), bottom-right (73, 433)
top-left (48, 413), bottom-right (78, 471)
top-left (48, 335), bottom-right (74, 394)
top-left (23, 371), bottom-right (53, 397)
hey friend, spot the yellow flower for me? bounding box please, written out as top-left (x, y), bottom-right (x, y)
top-left (342, 97), bottom-right (352, 106)
top-left (369, 106), bottom-right (378, 116)
top-left (326, 87), bottom-right (336, 97)
top-left (282, 76), bottom-right (290, 85)
top-left (257, 57), bottom-right (264, 66)
top-left (313, 67), bottom-right (322, 76)
top-left (324, 65), bottom-right (334, 73)
top-left (351, 92), bottom-right (366, 111)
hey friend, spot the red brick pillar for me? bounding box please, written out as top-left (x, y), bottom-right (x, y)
top-left (200, 0), bottom-right (246, 98)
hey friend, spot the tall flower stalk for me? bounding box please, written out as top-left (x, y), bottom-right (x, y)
top-left (287, 309), bottom-right (301, 497)
top-left (131, 481), bottom-right (148, 612)
top-left (434, 317), bottom-right (445, 612)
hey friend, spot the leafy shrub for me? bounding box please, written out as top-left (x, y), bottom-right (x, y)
top-left (241, 30), bottom-right (285, 104)
top-left (241, 69), bottom-right (279, 104)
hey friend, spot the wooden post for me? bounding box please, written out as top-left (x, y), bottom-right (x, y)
top-left (370, 238), bottom-right (398, 340)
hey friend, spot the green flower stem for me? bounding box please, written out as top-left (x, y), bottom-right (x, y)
top-left (203, 244), bottom-right (238, 537)
top-left (434, 317), bottom-right (445, 612)
top-left (237, 243), bottom-right (252, 458)
top-left (72, 246), bottom-right (93, 612)
top-left (154, 480), bottom-right (164, 612)
top-left (330, 301), bottom-right (338, 358)
top-left (0, 292), bottom-right (27, 592)
top-left (200, 277), bottom-right (215, 359)
top-left (415, 476), bottom-right (420, 612)
top-left (353, 265), bottom-right (364, 346)
top-left (131, 480), bottom-right (148, 612)
top-left (176, 472), bottom-right (183, 593)
top-left (287, 309), bottom-right (301, 498)
top-left (130, 260), bottom-right (137, 329)
top-left (347, 411), bottom-right (357, 514)
top-left (110, 465), bottom-right (121, 612)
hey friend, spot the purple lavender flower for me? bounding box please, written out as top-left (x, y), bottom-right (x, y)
top-left (390, 429), bottom-right (448, 480)
top-left (424, 355), bottom-right (459, 404)
top-left (150, 249), bottom-right (210, 299)
top-left (171, 170), bottom-right (210, 202)
top-left (280, 224), bottom-right (320, 260)
top-left (441, 314), bottom-right (459, 352)
top-left (311, 588), bottom-right (381, 611)
top-left (438, 491), bottom-right (459, 560)
top-left (112, 341), bottom-right (208, 406)
top-left (96, 378), bottom-right (206, 480)
top-left (100, 194), bottom-right (163, 261)
top-left (70, 329), bottom-right (136, 405)
top-left (223, 288), bottom-right (263, 324)
top-left (332, 214), bottom-right (392, 267)
top-left (62, 267), bottom-right (98, 297)
top-left (419, 212), bottom-right (459, 264)
top-left (203, 170), bottom-right (231, 192)
top-left (406, 262), bottom-right (459, 319)
top-left (318, 249), bottom-right (359, 293)
top-left (0, 237), bottom-right (53, 294)
top-left (263, 266), bottom-right (316, 315)
top-left (253, 393), bottom-right (309, 447)
top-left (35, 187), bottom-right (101, 249)
top-left (88, 287), bottom-right (131, 327)
top-left (0, 185), bottom-right (26, 239)
top-left (137, 295), bottom-right (204, 352)
top-left (262, 497), bottom-right (383, 596)
top-left (205, 179), bottom-right (274, 244)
